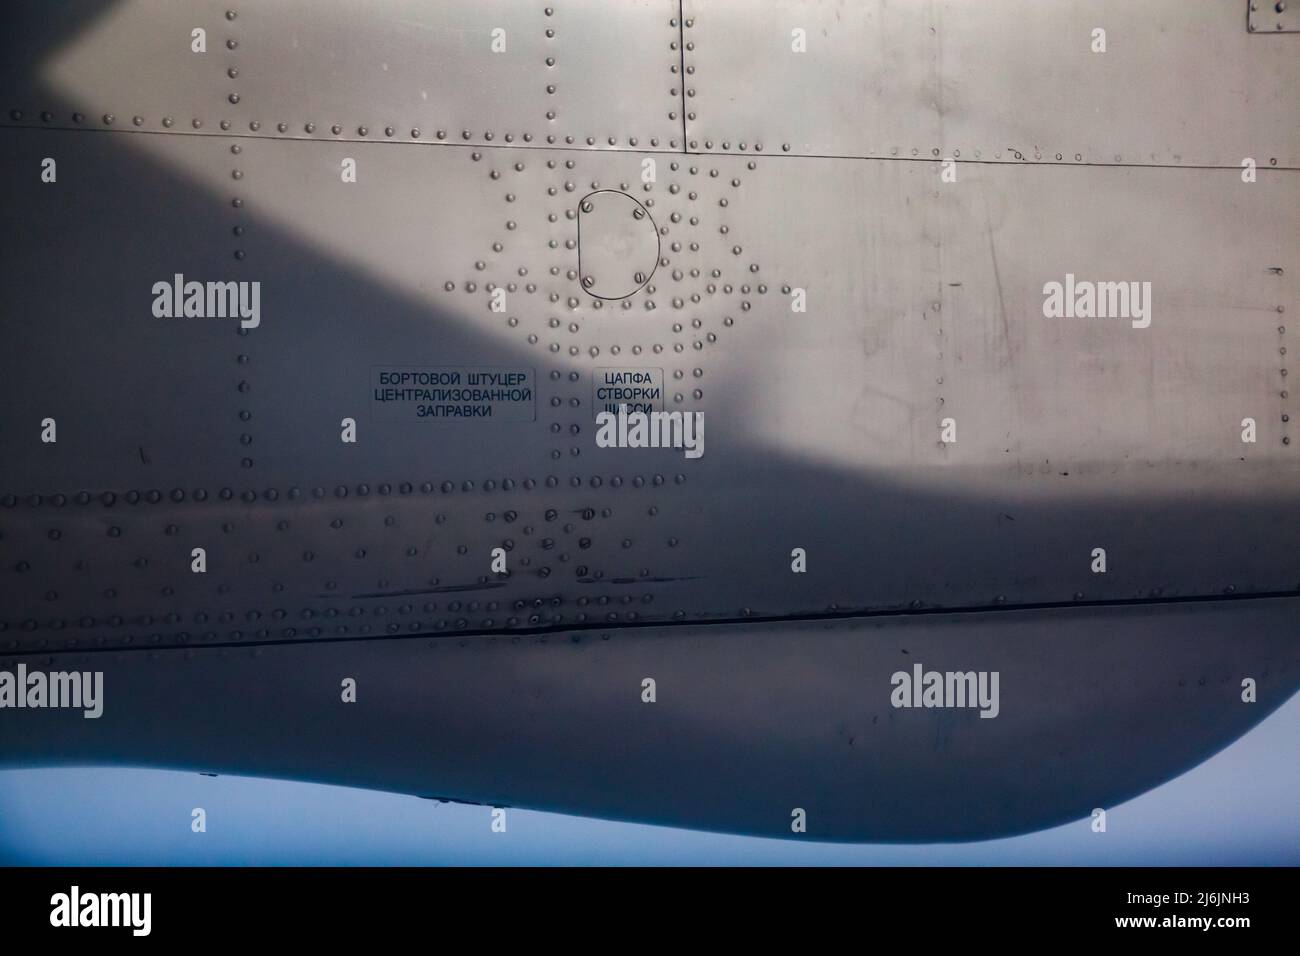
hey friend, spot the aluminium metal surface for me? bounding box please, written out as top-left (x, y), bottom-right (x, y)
top-left (0, 0), bottom-right (1296, 841)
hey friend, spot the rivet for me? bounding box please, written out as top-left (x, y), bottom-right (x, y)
top-left (228, 93), bottom-right (240, 104)
top-left (331, 124), bottom-right (341, 135)
top-left (102, 113), bottom-right (114, 125)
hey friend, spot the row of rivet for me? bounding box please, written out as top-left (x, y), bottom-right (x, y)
top-left (227, 12), bottom-right (253, 474)
top-left (11, 107), bottom-right (1278, 168)
top-left (0, 607), bottom-right (662, 650)
top-left (0, 474), bottom-right (687, 508)
top-left (10, 584), bottom-right (1294, 654)
top-left (2, 588), bottom-right (660, 632)
top-left (2, 106), bottom-right (687, 150)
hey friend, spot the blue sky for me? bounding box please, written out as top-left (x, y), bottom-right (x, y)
top-left (2, 689), bottom-right (1296, 865)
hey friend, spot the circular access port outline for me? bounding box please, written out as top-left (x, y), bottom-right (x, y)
top-left (575, 189), bottom-right (661, 300)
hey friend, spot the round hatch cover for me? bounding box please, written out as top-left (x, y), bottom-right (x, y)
top-left (576, 189), bottom-right (660, 299)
